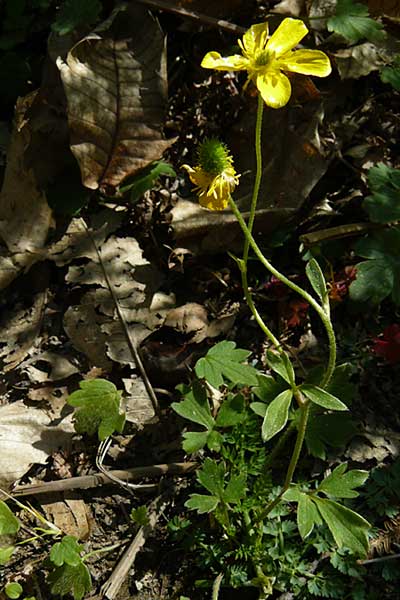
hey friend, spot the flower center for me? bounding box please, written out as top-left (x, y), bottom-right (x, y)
top-left (254, 49), bottom-right (273, 68)
top-left (197, 138), bottom-right (233, 176)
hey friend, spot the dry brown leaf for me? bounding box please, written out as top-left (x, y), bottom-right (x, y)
top-left (41, 493), bottom-right (91, 540)
top-left (164, 302), bottom-right (209, 343)
top-left (0, 401), bottom-right (73, 488)
top-left (0, 96), bottom-right (53, 289)
top-left (56, 4), bottom-right (171, 193)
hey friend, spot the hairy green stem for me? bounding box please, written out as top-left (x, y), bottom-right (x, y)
top-left (229, 196), bottom-right (336, 388)
top-left (243, 93), bottom-right (264, 265)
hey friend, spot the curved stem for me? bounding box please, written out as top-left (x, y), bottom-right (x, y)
top-left (229, 196), bottom-right (336, 388)
top-left (243, 94), bottom-right (264, 265)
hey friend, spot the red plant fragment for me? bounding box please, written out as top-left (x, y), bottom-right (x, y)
top-left (328, 266), bottom-right (357, 303)
top-left (285, 299), bottom-right (309, 328)
top-left (372, 324), bottom-right (400, 364)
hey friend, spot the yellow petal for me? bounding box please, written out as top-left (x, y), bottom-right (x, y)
top-left (256, 72), bottom-right (292, 109)
top-left (240, 22), bottom-right (269, 57)
top-left (278, 49), bottom-right (332, 77)
top-left (199, 189), bottom-right (229, 211)
top-left (201, 51), bottom-right (248, 71)
top-left (266, 18), bottom-right (308, 58)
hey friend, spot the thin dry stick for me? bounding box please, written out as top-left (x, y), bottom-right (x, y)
top-left (11, 462), bottom-right (198, 497)
top-left (80, 217), bottom-right (160, 416)
top-left (133, 0), bottom-right (246, 35)
top-left (99, 492), bottom-right (170, 599)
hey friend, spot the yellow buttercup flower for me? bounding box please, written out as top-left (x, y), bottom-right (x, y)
top-left (183, 139), bottom-right (240, 211)
top-left (201, 18), bottom-right (331, 109)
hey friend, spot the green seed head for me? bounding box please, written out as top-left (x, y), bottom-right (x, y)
top-left (197, 138), bottom-right (233, 175)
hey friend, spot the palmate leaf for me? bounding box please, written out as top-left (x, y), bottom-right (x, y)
top-left (195, 341), bottom-right (258, 388)
top-left (364, 164), bottom-right (400, 223)
top-left (327, 0), bottom-right (385, 43)
top-left (197, 458), bottom-right (225, 497)
top-left (67, 379), bottom-right (125, 440)
top-left (215, 394), bottom-right (246, 427)
top-left (185, 494), bottom-right (219, 514)
top-left (305, 412), bottom-right (356, 459)
top-left (172, 381), bottom-right (214, 430)
top-left (50, 536), bottom-right (84, 567)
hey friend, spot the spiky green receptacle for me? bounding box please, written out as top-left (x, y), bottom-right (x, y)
top-left (197, 138), bottom-right (233, 176)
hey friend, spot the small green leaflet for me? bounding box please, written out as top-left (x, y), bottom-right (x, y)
top-left (195, 341), bottom-right (259, 388)
top-left (300, 384), bottom-right (348, 411)
top-left (297, 493), bottom-right (320, 540)
top-left (223, 473), bottom-right (247, 504)
top-left (380, 58), bottom-right (400, 92)
top-left (312, 497), bottom-right (370, 556)
top-left (185, 494), bottom-right (218, 514)
top-left (253, 373), bottom-right (288, 403)
top-left (197, 458), bottom-right (225, 497)
top-left (318, 463), bottom-right (368, 499)
top-left (327, 0), bottom-right (385, 43)
top-left (215, 394), bottom-right (246, 427)
top-left (48, 561), bottom-right (92, 600)
top-left (172, 382), bottom-right (214, 430)
top-left (0, 501), bottom-right (20, 535)
top-left (266, 350), bottom-right (295, 386)
top-left (67, 379), bottom-right (125, 441)
top-left (119, 161), bottom-right (176, 204)
top-left (52, 0), bottom-right (101, 35)
top-left (262, 389), bottom-right (292, 442)
top-left (0, 546), bottom-right (15, 565)
top-left (50, 535), bottom-right (84, 567)
top-left (4, 582), bottom-right (23, 599)
top-left (182, 431), bottom-right (210, 453)
top-left (306, 258), bottom-right (327, 304)
top-left (130, 506), bottom-right (149, 527)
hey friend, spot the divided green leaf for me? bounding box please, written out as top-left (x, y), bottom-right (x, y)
top-left (173, 381), bottom-right (214, 430)
top-left (130, 506), bottom-right (150, 527)
top-left (48, 561), bottom-right (92, 600)
top-left (313, 497), bottom-right (370, 556)
top-left (262, 389), bottom-right (293, 442)
top-left (50, 535), bottom-right (84, 567)
top-left (0, 501), bottom-right (20, 536)
top-left (253, 374), bottom-right (288, 403)
top-left (300, 384), bottom-right (348, 411)
top-left (223, 473), bottom-right (247, 504)
top-left (380, 57), bottom-right (400, 91)
top-left (197, 458), bottom-right (225, 497)
top-left (327, 0), bottom-right (385, 43)
top-left (318, 463), bottom-right (369, 499)
top-left (363, 164), bottom-right (400, 223)
top-left (350, 227), bottom-right (400, 305)
top-left (305, 412), bottom-right (357, 459)
top-left (119, 161), bottom-right (176, 203)
top-left (215, 394), bottom-right (246, 427)
top-left (67, 379), bottom-right (125, 441)
top-left (184, 494), bottom-right (219, 514)
top-left (52, 0), bottom-right (101, 35)
top-left (182, 431), bottom-right (210, 453)
top-left (195, 341), bottom-right (258, 388)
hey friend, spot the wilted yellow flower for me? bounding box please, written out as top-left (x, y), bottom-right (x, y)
top-left (183, 139), bottom-right (240, 211)
top-left (201, 18), bottom-right (331, 109)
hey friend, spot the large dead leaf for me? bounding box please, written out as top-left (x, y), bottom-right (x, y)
top-left (0, 401), bottom-right (73, 489)
top-left (0, 95), bottom-right (53, 289)
top-left (56, 4), bottom-right (171, 192)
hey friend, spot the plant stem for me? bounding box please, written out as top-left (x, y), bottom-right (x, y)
top-left (212, 573), bottom-right (223, 600)
top-left (256, 402), bottom-right (310, 523)
top-left (243, 93), bottom-right (264, 265)
top-left (229, 196), bottom-right (336, 388)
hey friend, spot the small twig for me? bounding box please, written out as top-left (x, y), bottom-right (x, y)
top-left (212, 573), bottom-right (223, 600)
top-left (80, 217), bottom-right (160, 417)
top-left (133, 0), bottom-right (246, 35)
top-left (359, 552), bottom-right (400, 566)
top-left (11, 462), bottom-right (198, 497)
top-left (299, 221), bottom-right (400, 248)
top-left (99, 491), bottom-right (171, 599)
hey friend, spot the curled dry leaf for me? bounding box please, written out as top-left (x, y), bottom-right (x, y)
top-left (0, 401), bottom-right (73, 489)
top-left (57, 4), bottom-right (172, 193)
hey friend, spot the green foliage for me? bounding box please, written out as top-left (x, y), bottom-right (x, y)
top-left (195, 340), bottom-right (259, 388)
top-left (119, 161), bottom-right (176, 203)
top-left (67, 379), bottom-right (125, 440)
top-left (380, 56), bottom-right (400, 91)
top-left (50, 536), bottom-right (84, 567)
top-left (327, 0), bottom-right (385, 43)
top-left (5, 583), bottom-right (23, 599)
top-left (47, 561), bottom-right (92, 600)
top-left (317, 463), bottom-right (368, 499)
top-left (52, 0), bottom-right (101, 35)
top-left (0, 501), bottom-right (20, 536)
top-left (363, 164), bottom-right (400, 224)
top-left (266, 349), bottom-right (295, 385)
top-left (306, 258), bottom-right (328, 304)
top-left (130, 506), bottom-right (150, 527)
top-left (350, 228), bottom-right (400, 305)
top-left (261, 389), bottom-right (292, 441)
top-left (0, 546), bottom-right (15, 565)
top-left (300, 385), bottom-right (348, 411)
